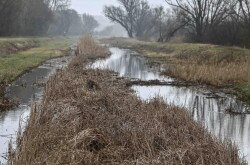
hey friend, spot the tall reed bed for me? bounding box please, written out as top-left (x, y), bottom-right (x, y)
top-left (9, 37), bottom-right (243, 165)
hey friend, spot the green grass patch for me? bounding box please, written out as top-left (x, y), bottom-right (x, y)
top-left (236, 84), bottom-right (250, 104)
top-left (0, 36), bottom-right (78, 83)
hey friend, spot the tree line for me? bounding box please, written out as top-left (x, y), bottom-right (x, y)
top-left (0, 0), bottom-right (99, 36)
top-left (104, 0), bottom-right (250, 46)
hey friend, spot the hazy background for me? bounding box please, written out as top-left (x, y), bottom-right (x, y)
top-left (71, 0), bottom-right (166, 15)
top-left (71, 0), bottom-right (166, 32)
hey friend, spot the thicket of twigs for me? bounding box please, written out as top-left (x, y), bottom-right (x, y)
top-left (9, 37), bottom-right (243, 165)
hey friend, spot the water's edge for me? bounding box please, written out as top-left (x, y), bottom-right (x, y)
top-left (0, 47), bottom-right (249, 164)
top-left (0, 51), bottom-right (74, 164)
top-left (91, 47), bottom-right (250, 163)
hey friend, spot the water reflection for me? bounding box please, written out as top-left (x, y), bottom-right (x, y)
top-left (92, 48), bottom-right (250, 164)
top-left (132, 85), bottom-right (250, 163)
top-left (0, 56), bottom-right (71, 164)
top-left (91, 48), bottom-right (172, 81)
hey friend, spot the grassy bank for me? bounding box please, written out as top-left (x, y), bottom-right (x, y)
top-left (0, 36), bottom-right (77, 110)
top-left (0, 37), bottom-right (77, 83)
top-left (0, 38), bottom-right (37, 56)
top-left (101, 38), bottom-right (250, 104)
top-left (9, 37), bottom-right (243, 164)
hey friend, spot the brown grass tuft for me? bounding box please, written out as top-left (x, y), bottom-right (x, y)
top-left (76, 36), bottom-right (110, 58)
top-left (10, 37), bottom-right (243, 165)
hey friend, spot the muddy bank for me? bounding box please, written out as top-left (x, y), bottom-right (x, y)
top-left (10, 37), bottom-right (242, 165)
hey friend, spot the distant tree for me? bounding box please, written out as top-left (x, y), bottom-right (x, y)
top-left (81, 14), bottom-right (99, 35)
top-left (48, 9), bottom-right (81, 35)
top-left (154, 6), bottom-right (165, 42)
top-left (104, 0), bottom-right (140, 37)
top-left (165, 0), bottom-right (231, 42)
top-left (104, 0), bottom-right (164, 39)
top-left (19, 0), bottom-right (53, 35)
top-left (45, 0), bottom-right (70, 11)
top-left (237, 0), bottom-right (250, 23)
top-left (0, 0), bottom-right (22, 35)
top-left (157, 8), bottom-right (189, 42)
top-left (0, 0), bottom-right (72, 36)
top-left (230, 0), bottom-right (250, 45)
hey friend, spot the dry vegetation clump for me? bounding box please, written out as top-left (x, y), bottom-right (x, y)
top-left (76, 36), bottom-right (110, 59)
top-left (10, 37), bottom-right (243, 165)
top-left (164, 60), bottom-right (250, 86)
top-left (165, 47), bottom-right (250, 86)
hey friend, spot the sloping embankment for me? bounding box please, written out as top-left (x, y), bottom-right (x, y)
top-left (10, 37), bottom-right (243, 164)
top-left (0, 38), bottom-right (37, 56)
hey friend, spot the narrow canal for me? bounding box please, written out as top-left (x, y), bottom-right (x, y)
top-left (0, 54), bottom-right (73, 164)
top-left (91, 47), bottom-right (250, 163)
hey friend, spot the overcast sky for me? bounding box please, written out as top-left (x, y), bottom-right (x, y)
top-left (71, 0), bottom-right (166, 15)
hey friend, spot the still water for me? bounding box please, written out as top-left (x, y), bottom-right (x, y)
top-left (0, 55), bottom-right (72, 164)
top-left (92, 47), bottom-right (250, 163)
top-left (0, 47), bottom-right (249, 164)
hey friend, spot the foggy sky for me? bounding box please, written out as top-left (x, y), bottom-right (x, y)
top-left (71, 0), bottom-right (166, 15)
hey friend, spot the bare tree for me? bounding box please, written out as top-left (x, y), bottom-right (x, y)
top-left (104, 0), bottom-right (140, 37)
top-left (237, 0), bottom-right (250, 23)
top-left (104, 0), bottom-right (164, 39)
top-left (154, 7), bottom-right (165, 42)
top-left (45, 0), bottom-right (70, 11)
top-left (165, 0), bottom-right (231, 42)
top-left (81, 14), bottom-right (99, 35)
top-left (157, 8), bottom-right (190, 42)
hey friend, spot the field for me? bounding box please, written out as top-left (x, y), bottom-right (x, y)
top-left (101, 38), bottom-right (250, 104)
top-left (9, 37), bottom-right (243, 164)
top-left (0, 37), bottom-right (78, 109)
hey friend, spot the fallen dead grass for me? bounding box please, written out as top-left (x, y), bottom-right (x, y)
top-left (9, 37), bottom-right (243, 164)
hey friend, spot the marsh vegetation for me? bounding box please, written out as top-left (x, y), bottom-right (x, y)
top-left (102, 37), bottom-right (250, 104)
top-left (9, 37), bottom-right (243, 164)
top-left (0, 0), bottom-right (249, 164)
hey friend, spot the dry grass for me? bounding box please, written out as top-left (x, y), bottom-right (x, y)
top-left (102, 37), bottom-right (250, 103)
top-left (76, 36), bottom-right (110, 58)
top-left (102, 37), bottom-right (250, 86)
top-left (164, 61), bottom-right (250, 86)
top-left (9, 37), bottom-right (243, 165)
top-left (165, 47), bottom-right (250, 86)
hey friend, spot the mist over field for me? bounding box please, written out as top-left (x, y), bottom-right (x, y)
top-left (0, 0), bottom-right (250, 164)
